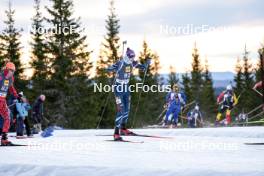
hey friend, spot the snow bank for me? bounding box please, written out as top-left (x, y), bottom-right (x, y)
top-left (0, 127), bottom-right (263, 176)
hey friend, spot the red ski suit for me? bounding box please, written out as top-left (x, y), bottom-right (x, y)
top-left (0, 69), bottom-right (18, 133)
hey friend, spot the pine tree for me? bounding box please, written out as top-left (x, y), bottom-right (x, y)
top-left (239, 45), bottom-right (256, 113)
top-left (0, 1), bottom-right (23, 88)
top-left (256, 46), bottom-right (264, 82)
top-left (132, 40), bottom-right (163, 127)
top-left (234, 58), bottom-right (243, 95)
top-left (181, 72), bottom-right (192, 103)
top-left (138, 40), bottom-right (160, 84)
top-left (45, 0), bottom-right (95, 127)
top-left (168, 65), bottom-right (179, 87)
top-left (257, 46), bottom-right (264, 104)
top-left (242, 46), bottom-right (254, 89)
top-left (30, 0), bottom-right (49, 93)
top-left (201, 59), bottom-right (216, 121)
top-left (94, 0), bottom-right (121, 128)
top-left (251, 46), bottom-right (263, 113)
top-left (190, 42), bottom-right (203, 102)
top-left (94, 45), bottom-right (116, 128)
top-left (103, 0), bottom-right (120, 64)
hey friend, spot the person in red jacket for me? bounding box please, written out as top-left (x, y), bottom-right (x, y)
top-left (215, 85), bottom-right (238, 125)
top-left (0, 62), bottom-right (18, 146)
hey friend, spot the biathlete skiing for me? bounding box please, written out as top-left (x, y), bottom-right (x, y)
top-left (107, 48), bottom-right (151, 141)
top-left (0, 62), bottom-right (19, 146)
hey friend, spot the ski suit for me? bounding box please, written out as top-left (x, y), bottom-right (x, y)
top-left (0, 70), bottom-right (18, 133)
top-left (107, 59), bottom-right (146, 128)
top-left (216, 90), bottom-right (238, 124)
top-left (164, 91), bottom-right (186, 125)
top-left (187, 109), bottom-right (203, 128)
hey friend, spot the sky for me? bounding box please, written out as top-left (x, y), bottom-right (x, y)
top-left (0, 0), bottom-right (263, 76)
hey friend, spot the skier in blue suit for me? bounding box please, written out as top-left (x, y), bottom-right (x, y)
top-left (187, 104), bottom-right (203, 128)
top-left (107, 48), bottom-right (150, 141)
top-left (164, 84), bottom-right (186, 127)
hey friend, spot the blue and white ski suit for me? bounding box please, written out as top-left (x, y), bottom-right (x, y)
top-left (187, 109), bottom-right (202, 128)
top-left (107, 59), bottom-right (146, 128)
top-left (164, 91), bottom-right (186, 125)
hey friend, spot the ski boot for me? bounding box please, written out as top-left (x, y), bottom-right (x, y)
top-left (214, 120), bottom-right (220, 127)
top-left (162, 122), bottom-right (167, 128)
top-left (172, 124), bottom-right (177, 128)
top-left (113, 134), bottom-right (123, 141)
top-left (113, 127), bottom-right (123, 141)
top-left (1, 139), bottom-right (13, 146)
top-left (1, 133), bottom-right (13, 146)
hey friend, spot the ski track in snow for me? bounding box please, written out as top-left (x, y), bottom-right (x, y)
top-left (1, 127), bottom-right (264, 176)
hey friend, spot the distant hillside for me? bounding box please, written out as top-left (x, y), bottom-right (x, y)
top-left (160, 72), bottom-right (235, 88)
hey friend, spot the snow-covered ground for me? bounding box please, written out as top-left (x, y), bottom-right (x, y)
top-left (1, 127), bottom-right (264, 176)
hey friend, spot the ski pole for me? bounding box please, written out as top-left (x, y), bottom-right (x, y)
top-left (8, 103), bottom-right (16, 108)
top-left (131, 58), bottom-right (151, 128)
top-left (252, 88), bottom-right (263, 97)
top-left (182, 100), bottom-right (195, 113)
top-left (122, 41), bottom-right (127, 56)
top-left (156, 107), bottom-right (167, 122)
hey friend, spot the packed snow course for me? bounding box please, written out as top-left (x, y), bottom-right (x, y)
top-left (1, 127), bottom-right (264, 176)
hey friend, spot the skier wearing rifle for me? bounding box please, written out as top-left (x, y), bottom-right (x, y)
top-left (107, 48), bottom-right (150, 141)
top-left (0, 62), bottom-right (19, 146)
top-left (163, 84), bottom-right (186, 128)
top-left (215, 85), bottom-right (238, 126)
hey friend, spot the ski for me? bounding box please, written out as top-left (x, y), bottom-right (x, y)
top-left (126, 133), bottom-right (173, 139)
top-left (97, 133), bottom-right (172, 139)
top-left (1, 143), bottom-right (30, 147)
top-left (244, 142), bottom-right (264, 145)
top-left (105, 139), bottom-right (144, 143)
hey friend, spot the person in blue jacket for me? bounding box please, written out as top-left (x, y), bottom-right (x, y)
top-left (14, 92), bottom-right (32, 138)
top-left (107, 48), bottom-right (150, 141)
top-left (164, 84), bottom-right (186, 127)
